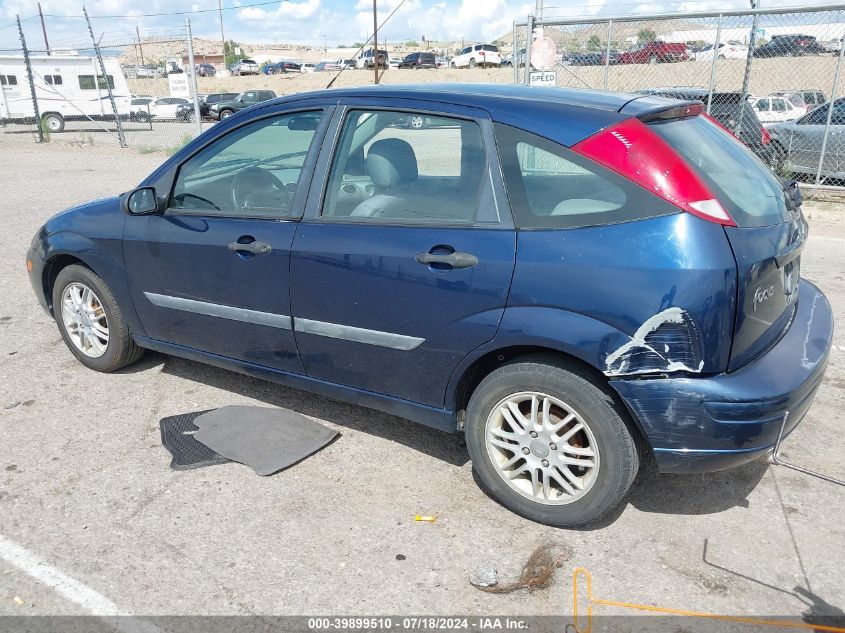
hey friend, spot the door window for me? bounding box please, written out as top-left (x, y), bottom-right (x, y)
top-left (755, 99), bottom-right (770, 112)
top-left (169, 110), bottom-right (323, 218)
top-left (771, 98), bottom-right (786, 112)
top-left (321, 109), bottom-right (497, 224)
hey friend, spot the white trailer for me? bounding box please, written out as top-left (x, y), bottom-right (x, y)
top-left (0, 54), bottom-right (131, 132)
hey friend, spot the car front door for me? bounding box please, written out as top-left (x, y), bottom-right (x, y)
top-left (788, 101), bottom-right (844, 174)
top-left (289, 102), bottom-right (516, 409)
top-left (123, 106), bottom-right (331, 372)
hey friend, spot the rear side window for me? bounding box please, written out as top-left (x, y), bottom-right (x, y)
top-left (495, 124), bottom-right (676, 229)
top-left (649, 116), bottom-right (788, 227)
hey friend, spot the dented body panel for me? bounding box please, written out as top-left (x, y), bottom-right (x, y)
top-left (509, 213), bottom-right (737, 376)
top-left (611, 280), bottom-right (832, 472)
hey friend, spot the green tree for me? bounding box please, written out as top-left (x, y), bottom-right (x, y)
top-left (224, 40), bottom-right (247, 67)
top-left (587, 35), bottom-right (602, 51)
top-left (637, 28), bottom-right (656, 44)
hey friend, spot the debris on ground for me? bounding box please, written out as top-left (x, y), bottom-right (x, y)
top-left (470, 543), bottom-right (572, 594)
top-left (12, 596), bottom-right (24, 606)
top-left (415, 515), bottom-right (436, 523)
top-left (395, 554), bottom-right (406, 561)
top-left (469, 560), bottom-right (498, 588)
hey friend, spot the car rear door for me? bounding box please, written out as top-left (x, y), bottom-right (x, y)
top-left (288, 100), bottom-right (516, 408)
top-left (649, 115), bottom-right (807, 370)
top-left (123, 106), bottom-right (331, 372)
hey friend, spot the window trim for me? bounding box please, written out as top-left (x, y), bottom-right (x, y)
top-left (163, 106), bottom-right (331, 221)
top-left (305, 103), bottom-right (513, 229)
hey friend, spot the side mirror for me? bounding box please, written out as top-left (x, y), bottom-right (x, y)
top-left (123, 187), bottom-right (159, 215)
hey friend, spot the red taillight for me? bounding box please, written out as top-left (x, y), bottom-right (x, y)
top-left (572, 117), bottom-right (736, 226)
top-left (761, 126), bottom-right (771, 145)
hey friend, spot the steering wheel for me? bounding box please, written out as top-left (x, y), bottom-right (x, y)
top-left (231, 166), bottom-right (290, 213)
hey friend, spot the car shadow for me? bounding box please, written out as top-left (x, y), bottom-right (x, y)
top-left (126, 352), bottom-right (770, 521)
top-left (134, 351), bottom-right (470, 467)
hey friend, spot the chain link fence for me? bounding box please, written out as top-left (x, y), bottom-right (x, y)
top-left (1, 19), bottom-right (204, 152)
top-left (515, 4), bottom-right (845, 186)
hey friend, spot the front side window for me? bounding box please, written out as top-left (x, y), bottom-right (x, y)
top-left (772, 98), bottom-right (786, 112)
top-left (170, 110), bottom-right (323, 218)
top-left (755, 99), bottom-right (770, 112)
top-left (321, 109), bottom-right (496, 224)
top-left (496, 123), bottom-right (676, 229)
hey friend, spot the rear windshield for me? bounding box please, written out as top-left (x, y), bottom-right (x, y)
top-left (649, 116), bottom-right (788, 227)
top-left (481, 45), bottom-right (498, 52)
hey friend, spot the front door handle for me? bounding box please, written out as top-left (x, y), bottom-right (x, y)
top-left (416, 251), bottom-right (478, 269)
top-left (228, 239), bottom-right (272, 255)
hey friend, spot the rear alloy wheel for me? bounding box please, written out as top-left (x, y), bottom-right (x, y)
top-left (186, 110), bottom-right (195, 123)
top-left (135, 111), bottom-right (151, 124)
top-left (42, 112), bottom-right (64, 133)
top-left (52, 264), bottom-right (143, 372)
top-left (465, 356), bottom-right (639, 527)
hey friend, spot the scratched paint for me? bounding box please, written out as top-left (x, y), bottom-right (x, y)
top-left (605, 307), bottom-right (704, 376)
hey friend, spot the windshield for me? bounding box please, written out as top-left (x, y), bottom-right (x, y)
top-left (649, 115), bottom-right (788, 227)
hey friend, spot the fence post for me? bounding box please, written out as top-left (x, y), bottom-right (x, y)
top-left (17, 15), bottom-right (43, 143)
top-left (737, 8), bottom-right (760, 139)
top-left (816, 30), bottom-right (845, 184)
top-left (603, 19), bottom-right (613, 90)
top-left (705, 13), bottom-right (723, 114)
top-left (524, 14), bottom-right (534, 85)
top-left (83, 6), bottom-right (126, 148)
top-left (512, 20), bottom-right (518, 83)
top-left (186, 19), bottom-right (203, 138)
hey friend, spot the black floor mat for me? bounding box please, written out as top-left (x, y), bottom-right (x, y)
top-left (160, 410), bottom-right (231, 470)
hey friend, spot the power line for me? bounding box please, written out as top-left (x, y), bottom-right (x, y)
top-left (42, 0), bottom-right (285, 20)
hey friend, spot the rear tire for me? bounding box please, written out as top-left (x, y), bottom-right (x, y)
top-left (42, 112), bottom-right (64, 133)
top-left (464, 356), bottom-right (639, 528)
top-left (52, 264), bottom-right (143, 372)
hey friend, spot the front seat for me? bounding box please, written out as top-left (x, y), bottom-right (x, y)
top-left (350, 138), bottom-right (418, 218)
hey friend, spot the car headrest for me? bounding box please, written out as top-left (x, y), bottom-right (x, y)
top-left (366, 138), bottom-right (418, 187)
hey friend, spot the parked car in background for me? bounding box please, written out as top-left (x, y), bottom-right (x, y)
top-left (822, 39), bottom-right (842, 54)
top-left (135, 65), bottom-right (160, 79)
top-left (175, 93), bottom-right (239, 122)
top-left (194, 63), bottom-right (216, 77)
top-left (129, 97), bottom-right (154, 123)
top-left (266, 61), bottom-right (302, 74)
top-left (208, 90), bottom-right (276, 120)
top-left (336, 59), bottom-right (357, 69)
top-left (301, 63), bottom-right (316, 73)
top-left (230, 59), bottom-right (260, 75)
top-left (639, 88), bottom-right (780, 168)
top-left (772, 89), bottom-right (827, 111)
top-left (147, 96), bottom-right (191, 121)
top-left (694, 42), bottom-right (749, 60)
top-left (435, 56), bottom-right (449, 68)
top-left (388, 57), bottom-right (401, 70)
top-left (313, 61), bottom-right (343, 72)
top-left (29, 84), bottom-right (829, 529)
top-left (754, 35), bottom-right (825, 57)
top-left (770, 98), bottom-right (845, 179)
top-left (356, 49), bottom-right (388, 69)
top-left (618, 40), bottom-right (689, 64)
top-left (750, 95), bottom-right (806, 125)
top-left (451, 44), bottom-right (501, 68)
top-left (398, 51), bottom-right (437, 69)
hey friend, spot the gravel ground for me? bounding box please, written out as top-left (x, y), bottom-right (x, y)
top-left (0, 141), bottom-right (843, 627)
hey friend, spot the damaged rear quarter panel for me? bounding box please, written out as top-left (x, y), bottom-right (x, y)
top-left (509, 213), bottom-right (737, 376)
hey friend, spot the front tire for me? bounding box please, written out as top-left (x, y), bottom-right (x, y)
top-left (464, 356), bottom-right (639, 528)
top-left (219, 109), bottom-right (234, 119)
top-left (52, 264), bottom-right (143, 372)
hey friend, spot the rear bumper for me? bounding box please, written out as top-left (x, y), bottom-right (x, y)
top-left (611, 280), bottom-right (833, 473)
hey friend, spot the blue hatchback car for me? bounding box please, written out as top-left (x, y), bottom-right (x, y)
top-left (27, 84), bottom-right (833, 527)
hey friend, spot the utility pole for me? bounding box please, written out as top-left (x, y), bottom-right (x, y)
top-left (17, 15), bottom-right (43, 142)
top-left (83, 6), bottom-right (125, 147)
top-left (535, 0), bottom-right (543, 20)
top-left (373, 0), bottom-right (379, 84)
top-left (218, 0), bottom-right (227, 72)
top-left (136, 25), bottom-right (145, 65)
top-left (37, 3), bottom-right (50, 54)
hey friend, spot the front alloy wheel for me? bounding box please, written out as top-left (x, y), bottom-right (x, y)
top-left (61, 282), bottom-right (109, 357)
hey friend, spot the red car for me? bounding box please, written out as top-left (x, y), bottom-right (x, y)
top-left (618, 40), bottom-right (689, 64)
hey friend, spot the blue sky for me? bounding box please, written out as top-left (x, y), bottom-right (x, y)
top-left (0, 0), bottom-right (834, 50)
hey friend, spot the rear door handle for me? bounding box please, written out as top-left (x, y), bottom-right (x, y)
top-left (228, 239), bottom-right (272, 255)
top-left (416, 251), bottom-right (478, 269)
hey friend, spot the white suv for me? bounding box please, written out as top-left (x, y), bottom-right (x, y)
top-left (451, 44), bottom-right (501, 68)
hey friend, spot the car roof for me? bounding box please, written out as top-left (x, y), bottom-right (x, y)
top-left (259, 83), bottom-right (686, 146)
